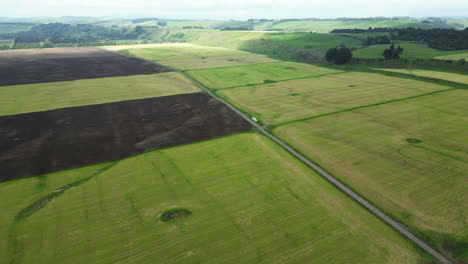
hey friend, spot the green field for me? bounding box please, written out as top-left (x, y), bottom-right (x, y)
top-left (259, 20), bottom-right (449, 33)
top-left (275, 90), bottom-right (468, 258)
top-left (0, 133), bottom-right (426, 263)
top-left (375, 68), bottom-right (468, 84)
top-left (122, 43), bottom-right (278, 70)
top-left (435, 52), bottom-right (468, 60)
top-left (263, 32), bottom-right (362, 52)
top-left (353, 42), bottom-right (466, 59)
top-left (186, 62), bottom-right (341, 89)
top-left (0, 72), bottom-right (199, 115)
top-left (218, 72), bottom-right (451, 125)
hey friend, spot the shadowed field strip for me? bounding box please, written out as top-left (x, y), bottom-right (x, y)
top-left (375, 68), bottom-right (468, 85)
top-left (0, 133), bottom-right (425, 263)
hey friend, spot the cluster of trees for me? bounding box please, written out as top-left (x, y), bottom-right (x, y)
top-left (332, 27), bottom-right (468, 50)
top-left (7, 23), bottom-right (149, 44)
top-left (221, 26), bottom-right (253, 31)
top-left (325, 45), bottom-right (353, 65)
top-left (182, 26), bottom-right (204, 29)
top-left (331, 27), bottom-right (399, 34)
top-left (131, 18), bottom-right (158, 23)
top-left (396, 28), bottom-right (468, 50)
top-left (382, 44), bottom-right (404, 59)
top-left (364, 35), bottom-right (391, 45)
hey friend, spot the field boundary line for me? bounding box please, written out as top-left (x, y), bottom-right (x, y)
top-left (269, 88), bottom-right (456, 129)
top-left (191, 71), bottom-right (346, 90)
top-left (169, 65), bottom-right (453, 264)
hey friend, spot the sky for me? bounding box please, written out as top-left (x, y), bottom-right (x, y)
top-left (1, 0), bottom-right (468, 19)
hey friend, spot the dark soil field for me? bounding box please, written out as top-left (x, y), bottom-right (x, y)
top-left (0, 47), bottom-right (171, 86)
top-left (0, 93), bottom-right (251, 181)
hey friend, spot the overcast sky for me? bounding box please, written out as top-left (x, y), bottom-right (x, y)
top-left (2, 0), bottom-right (468, 19)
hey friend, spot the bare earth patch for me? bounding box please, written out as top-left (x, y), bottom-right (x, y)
top-left (0, 93), bottom-right (251, 181)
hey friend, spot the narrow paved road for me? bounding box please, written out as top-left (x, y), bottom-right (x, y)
top-left (174, 68), bottom-right (452, 264)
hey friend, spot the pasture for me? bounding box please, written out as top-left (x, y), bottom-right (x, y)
top-left (0, 133), bottom-right (425, 263)
top-left (124, 43), bottom-right (278, 70)
top-left (261, 20), bottom-right (442, 33)
top-left (375, 68), bottom-right (468, 85)
top-left (186, 62), bottom-right (341, 89)
top-left (353, 42), bottom-right (465, 59)
top-left (264, 32), bottom-right (362, 52)
top-left (218, 72), bottom-right (450, 125)
top-left (275, 89), bottom-right (468, 257)
top-left (0, 72), bottom-right (199, 115)
top-left (435, 52), bottom-right (468, 60)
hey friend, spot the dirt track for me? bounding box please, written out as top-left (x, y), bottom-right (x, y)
top-left (0, 93), bottom-right (251, 181)
top-left (0, 47), bottom-right (170, 86)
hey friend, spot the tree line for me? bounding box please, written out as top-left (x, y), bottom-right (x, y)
top-left (332, 27), bottom-right (468, 50)
top-left (2, 23), bottom-right (149, 44)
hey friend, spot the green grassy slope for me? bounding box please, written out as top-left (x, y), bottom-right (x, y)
top-left (0, 133), bottom-right (426, 263)
top-left (354, 42), bottom-right (467, 59)
top-left (260, 20), bottom-right (455, 33)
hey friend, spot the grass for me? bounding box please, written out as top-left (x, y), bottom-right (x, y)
top-left (0, 133), bottom-right (426, 263)
top-left (186, 61), bottom-right (342, 89)
top-left (434, 52), bottom-right (468, 60)
top-left (353, 42), bottom-right (466, 59)
top-left (0, 72), bottom-right (200, 116)
top-left (375, 68), bottom-right (468, 85)
top-left (262, 20), bottom-right (445, 33)
top-left (217, 72), bottom-right (451, 125)
top-left (123, 43), bottom-right (278, 70)
top-left (264, 32), bottom-right (362, 52)
top-left (274, 89), bottom-right (468, 257)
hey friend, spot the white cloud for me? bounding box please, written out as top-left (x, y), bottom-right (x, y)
top-left (1, 0), bottom-right (467, 18)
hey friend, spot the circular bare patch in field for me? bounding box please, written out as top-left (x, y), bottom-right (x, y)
top-left (406, 138), bottom-right (422, 143)
top-left (160, 208), bottom-right (192, 222)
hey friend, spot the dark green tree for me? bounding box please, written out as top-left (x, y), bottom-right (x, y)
top-left (382, 44), bottom-right (404, 59)
top-left (325, 45), bottom-right (352, 65)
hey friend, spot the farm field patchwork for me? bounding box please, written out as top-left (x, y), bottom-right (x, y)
top-left (218, 72), bottom-right (451, 125)
top-left (0, 93), bottom-right (251, 181)
top-left (124, 43), bottom-right (278, 70)
top-left (0, 133), bottom-right (426, 264)
top-left (275, 89), bottom-right (468, 258)
top-left (0, 47), bottom-right (170, 86)
top-left (375, 68), bottom-right (468, 85)
top-left (0, 72), bottom-right (199, 116)
top-left (186, 61), bottom-right (342, 89)
top-left (353, 42), bottom-right (465, 59)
